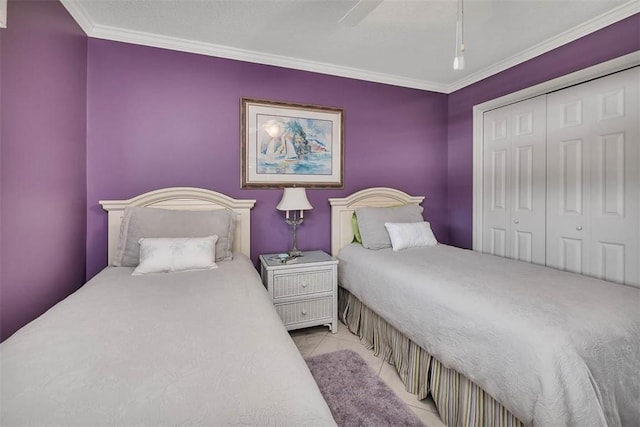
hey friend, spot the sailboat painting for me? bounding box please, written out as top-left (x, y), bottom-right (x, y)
top-left (242, 98), bottom-right (344, 188)
top-left (257, 115), bottom-right (332, 175)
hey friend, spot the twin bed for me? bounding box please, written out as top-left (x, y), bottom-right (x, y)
top-left (329, 187), bottom-right (640, 427)
top-left (1, 187), bottom-right (335, 426)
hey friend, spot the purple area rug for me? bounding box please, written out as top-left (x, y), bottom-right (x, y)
top-left (306, 349), bottom-right (424, 427)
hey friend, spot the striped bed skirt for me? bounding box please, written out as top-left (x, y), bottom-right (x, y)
top-left (338, 286), bottom-right (525, 427)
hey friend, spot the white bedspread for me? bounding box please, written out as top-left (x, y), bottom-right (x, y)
top-left (1, 254), bottom-right (335, 426)
top-left (338, 243), bottom-right (640, 427)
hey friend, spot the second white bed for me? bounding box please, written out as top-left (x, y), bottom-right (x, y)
top-left (338, 242), bottom-right (640, 427)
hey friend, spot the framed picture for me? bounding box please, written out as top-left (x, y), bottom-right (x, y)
top-left (241, 98), bottom-right (344, 188)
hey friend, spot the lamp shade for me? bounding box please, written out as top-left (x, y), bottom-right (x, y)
top-left (276, 188), bottom-right (313, 211)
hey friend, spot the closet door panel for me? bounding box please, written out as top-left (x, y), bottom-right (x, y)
top-left (483, 107), bottom-right (512, 257)
top-left (560, 139), bottom-right (584, 215)
top-left (482, 96), bottom-right (546, 263)
top-left (510, 96), bottom-right (546, 264)
top-left (560, 237), bottom-right (584, 274)
top-left (547, 89), bottom-right (591, 274)
top-left (588, 68), bottom-right (640, 286)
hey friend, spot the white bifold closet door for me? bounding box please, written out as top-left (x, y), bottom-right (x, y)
top-left (546, 67), bottom-right (639, 286)
top-left (482, 95), bottom-right (547, 264)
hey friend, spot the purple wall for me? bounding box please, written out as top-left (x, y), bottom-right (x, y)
top-left (2, 3), bottom-right (636, 340)
top-left (447, 14), bottom-right (640, 249)
top-left (0, 0), bottom-right (87, 341)
top-left (86, 40), bottom-right (449, 278)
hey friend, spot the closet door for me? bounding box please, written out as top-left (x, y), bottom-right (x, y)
top-left (482, 95), bottom-right (546, 264)
top-left (546, 67), bottom-right (639, 286)
top-left (483, 106), bottom-right (511, 257)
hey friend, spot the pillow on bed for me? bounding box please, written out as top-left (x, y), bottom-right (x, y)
top-left (132, 235), bottom-right (218, 275)
top-left (384, 222), bottom-right (438, 251)
top-left (113, 207), bottom-right (237, 266)
top-left (355, 205), bottom-right (424, 249)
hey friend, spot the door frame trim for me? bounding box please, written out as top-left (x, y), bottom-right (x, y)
top-left (472, 52), bottom-right (640, 251)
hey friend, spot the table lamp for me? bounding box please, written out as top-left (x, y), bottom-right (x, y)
top-left (276, 187), bottom-right (313, 257)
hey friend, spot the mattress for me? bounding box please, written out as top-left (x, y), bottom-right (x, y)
top-left (338, 243), bottom-right (640, 427)
top-left (1, 254), bottom-right (335, 426)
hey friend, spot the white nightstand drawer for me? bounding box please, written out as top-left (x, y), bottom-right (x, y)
top-left (273, 270), bottom-right (333, 298)
top-left (275, 297), bottom-right (332, 325)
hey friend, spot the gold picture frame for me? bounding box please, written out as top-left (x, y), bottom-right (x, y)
top-left (241, 98), bottom-right (344, 188)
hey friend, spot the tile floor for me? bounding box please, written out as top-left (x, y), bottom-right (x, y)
top-left (290, 323), bottom-right (447, 427)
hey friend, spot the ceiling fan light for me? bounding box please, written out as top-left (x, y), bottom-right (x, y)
top-left (453, 55), bottom-right (465, 70)
top-left (452, 0), bottom-right (466, 71)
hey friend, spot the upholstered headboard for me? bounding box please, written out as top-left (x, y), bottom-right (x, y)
top-left (328, 187), bottom-right (424, 256)
top-left (99, 187), bottom-right (256, 263)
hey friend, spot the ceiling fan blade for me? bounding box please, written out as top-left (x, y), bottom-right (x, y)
top-left (339, 0), bottom-right (383, 27)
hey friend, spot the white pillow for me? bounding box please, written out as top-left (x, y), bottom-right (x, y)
top-left (384, 222), bottom-right (438, 251)
top-left (355, 205), bottom-right (424, 250)
top-left (132, 235), bottom-right (219, 275)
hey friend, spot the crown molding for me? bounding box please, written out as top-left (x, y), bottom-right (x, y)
top-left (60, 0), bottom-right (95, 34)
top-left (445, 0), bottom-right (640, 93)
top-left (60, 0), bottom-right (638, 94)
top-left (84, 22), bottom-right (450, 93)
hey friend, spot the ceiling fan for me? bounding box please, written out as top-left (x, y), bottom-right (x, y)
top-left (338, 0), bottom-right (383, 26)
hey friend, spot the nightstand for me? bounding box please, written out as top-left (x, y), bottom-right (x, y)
top-left (260, 250), bottom-right (338, 333)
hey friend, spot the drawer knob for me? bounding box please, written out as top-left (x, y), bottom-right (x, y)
top-left (301, 282), bottom-right (308, 288)
top-left (576, 226), bottom-right (583, 231)
top-left (301, 309), bottom-right (307, 316)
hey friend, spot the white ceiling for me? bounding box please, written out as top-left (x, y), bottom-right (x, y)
top-left (61, 0), bottom-right (639, 93)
